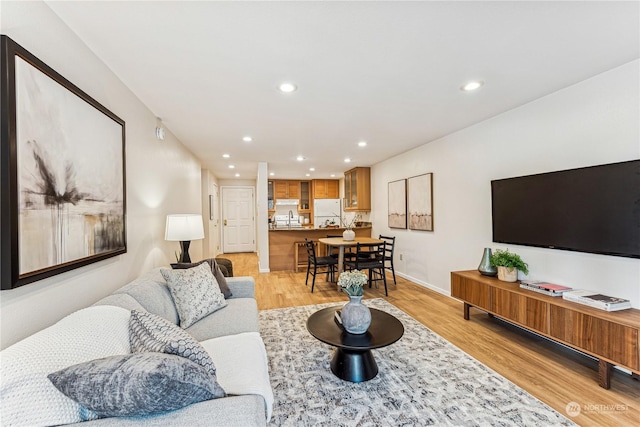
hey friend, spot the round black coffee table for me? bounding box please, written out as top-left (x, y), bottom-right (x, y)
top-left (306, 306), bottom-right (404, 382)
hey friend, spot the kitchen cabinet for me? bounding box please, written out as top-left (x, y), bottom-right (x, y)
top-left (274, 180), bottom-right (300, 199)
top-left (312, 179), bottom-right (340, 199)
top-left (299, 181), bottom-right (311, 212)
top-left (344, 167), bottom-right (371, 211)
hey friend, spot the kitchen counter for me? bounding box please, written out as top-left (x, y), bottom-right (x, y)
top-left (268, 226), bottom-right (372, 271)
top-left (269, 226), bottom-right (366, 231)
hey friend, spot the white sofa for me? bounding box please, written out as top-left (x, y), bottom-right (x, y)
top-left (1, 267), bottom-right (273, 427)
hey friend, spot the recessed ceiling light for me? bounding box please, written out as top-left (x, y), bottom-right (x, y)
top-left (358, 141), bottom-right (367, 147)
top-left (344, 158), bottom-right (351, 163)
top-left (296, 155), bottom-right (305, 161)
top-left (309, 167), bottom-right (315, 171)
top-left (229, 165), bottom-right (235, 169)
top-left (235, 173), bottom-right (240, 177)
top-left (461, 80), bottom-right (484, 92)
top-left (222, 154), bottom-right (230, 158)
top-left (279, 82), bottom-right (297, 93)
top-left (243, 136), bottom-right (252, 142)
top-left (269, 172), bottom-right (275, 176)
top-left (330, 174), bottom-right (336, 177)
top-left (305, 173), bottom-right (311, 177)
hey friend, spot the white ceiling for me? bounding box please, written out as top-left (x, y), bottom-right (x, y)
top-left (45, 1), bottom-right (639, 180)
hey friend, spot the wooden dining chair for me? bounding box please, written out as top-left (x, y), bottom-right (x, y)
top-left (305, 238), bottom-right (338, 292)
top-left (343, 241), bottom-right (388, 296)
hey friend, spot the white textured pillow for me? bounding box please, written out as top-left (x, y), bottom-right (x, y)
top-left (161, 262), bottom-right (228, 328)
top-left (0, 306), bottom-right (132, 427)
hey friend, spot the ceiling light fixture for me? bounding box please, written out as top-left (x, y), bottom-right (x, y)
top-left (305, 173), bottom-right (311, 177)
top-left (330, 174), bottom-right (336, 177)
top-left (344, 158), bottom-right (351, 163)
top-left (461, 80), bottom-right (484, 92)
top-left (235, 173), bottom-right (240, 177)
top-left (279, 82), bottom-right (297, 93)
top-left (155, 117), bottom-right (165, 141)
top-left (229, 165), bottom-right (235, 169)
top-left (269, 172), bottom-right (275, 176)
top-left (296, 155), bottom-right (305, 161)
top-left (243, 136), bottom-right (252, 142)
top-left (309, 167), bottom-right (315, 171)
top-left (222, 154), bottom-right (230, 158)
top-left (358, 141), bottom-right (367, 147)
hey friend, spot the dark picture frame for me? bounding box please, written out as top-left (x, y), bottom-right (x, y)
top-left (387, 179), bottom-right (407, 229)
top-left (1, 36), bottom-right (126, 290)
top-left (407, 173), bottom-right (433, 231)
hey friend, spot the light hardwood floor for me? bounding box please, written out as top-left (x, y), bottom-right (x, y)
top-left (222, 253), bottom-right (639, 427)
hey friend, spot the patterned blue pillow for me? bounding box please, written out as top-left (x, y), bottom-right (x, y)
top-left (161, 263), bottom-right (228, 328)
top-left (48, 353), bottom-right (226, 417)
top-left (129, 309), bottom-right (218, 377)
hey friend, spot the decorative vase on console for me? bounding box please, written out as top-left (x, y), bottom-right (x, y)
top-left (478, 248), bottom-right (497, 276)
top-left (337, 270), bottom-right (371, 334)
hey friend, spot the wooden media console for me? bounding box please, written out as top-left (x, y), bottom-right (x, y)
top-left (451, 270), bottom-right (640, 389)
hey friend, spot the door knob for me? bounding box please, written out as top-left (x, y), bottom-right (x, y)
top-left (224, 219), bottom-right (227, 226)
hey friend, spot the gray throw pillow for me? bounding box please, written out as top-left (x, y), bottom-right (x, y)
top-left (129, 310), bottom-right (218, 377)
top-left (161, 263), bottom-right (228, 328)
top-left (48, 353), bottom-right (226, 417)
top-left (170, 259), bottom-right (232, 298)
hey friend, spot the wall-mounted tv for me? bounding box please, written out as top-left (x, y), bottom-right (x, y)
top-left (491, 160), bottom-right (640, 259)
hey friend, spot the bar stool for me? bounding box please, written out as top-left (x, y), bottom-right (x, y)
top-left (294, 240), bottom-right (316, 272)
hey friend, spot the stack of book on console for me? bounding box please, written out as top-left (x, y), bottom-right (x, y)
top-left (520, 280), bottom-right (572, 297)
top-left (562, 290), bottom-right (632, 312)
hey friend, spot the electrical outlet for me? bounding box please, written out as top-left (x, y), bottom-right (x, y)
top-left (399, 253), bottom-right (403, 261)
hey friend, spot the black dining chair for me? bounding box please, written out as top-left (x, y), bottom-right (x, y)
top-left (378, 235), bottom-right (397, 285)
top-left (344, 241), bottom-right (388, 296)
top-left (305, 238), bottom-right (338, 293)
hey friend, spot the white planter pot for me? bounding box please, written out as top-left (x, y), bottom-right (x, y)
top-left (497, 266), bottom-right (518, 282)
top-left (343, 229), bottom-right (356, 241)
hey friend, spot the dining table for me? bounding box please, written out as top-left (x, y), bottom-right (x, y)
top-left (318, 236), bottom-right (384, 276)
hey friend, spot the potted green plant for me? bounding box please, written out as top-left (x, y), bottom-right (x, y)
top-left (490, 249), bottom-right (529, 282)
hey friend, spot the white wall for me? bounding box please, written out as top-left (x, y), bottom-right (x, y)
top-left (371, 60), bottom-right (640, 308)
top-left (0, 1), bottom-right (203, 348)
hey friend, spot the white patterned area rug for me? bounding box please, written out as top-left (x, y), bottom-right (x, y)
top-left (259, 298), bottom-right (576, 427)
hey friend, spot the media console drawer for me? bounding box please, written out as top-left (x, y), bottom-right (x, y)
top-left (450, 270), bottom-right (640, 389)
top-left (549, 305), bottom-right (639, 371)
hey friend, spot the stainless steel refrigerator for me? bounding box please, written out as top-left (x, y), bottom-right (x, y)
top-left (313, 199), bottom-right (341, 227)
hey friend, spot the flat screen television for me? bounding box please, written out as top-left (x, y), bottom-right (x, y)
top-left (491, 160), bottom-right (640, 259)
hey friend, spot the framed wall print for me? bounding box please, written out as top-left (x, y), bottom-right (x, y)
top-left (0, 36), bottom-right (126, 290)
top-left (408, 173), bottom-right (433, 231)
top-left (388, 179), bottom-right (407, 229)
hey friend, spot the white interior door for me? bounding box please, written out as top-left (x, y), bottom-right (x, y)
top-left (221, 186), bottom-right (256, 253)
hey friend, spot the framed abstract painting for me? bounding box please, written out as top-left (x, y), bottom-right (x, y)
top-left (407, 173), bottom-right (433, 231)
top-left (387, 179), bottom-right (407, 229)
top-left (0, 36), bottom-right (126, 290)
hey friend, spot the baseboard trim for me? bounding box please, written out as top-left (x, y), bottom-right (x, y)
top-left (393, 270), bottom-right (451, 297)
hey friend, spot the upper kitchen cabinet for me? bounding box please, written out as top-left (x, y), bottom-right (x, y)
top-left (344, 167), bottom-right (371, 211)
top-left (312, 179), bottom-right (340, 199)
top-left (274, 180), bottom-right (300, 199)
top-left (299, 181), bottom-right (311, 212)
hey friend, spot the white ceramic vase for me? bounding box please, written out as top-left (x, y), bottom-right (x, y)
top-left (341, 295), bottom-right (371, 334)
top-left (343, 229), bottom-right (356, 241)
top-left (497, 266), bottom-right (518, 282)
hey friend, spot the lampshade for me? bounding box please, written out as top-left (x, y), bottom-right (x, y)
top-left (165, 214), bottom-right (204, 241)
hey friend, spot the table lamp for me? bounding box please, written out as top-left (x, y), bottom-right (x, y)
top-left (165, 214), bottom-right (205, 263)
